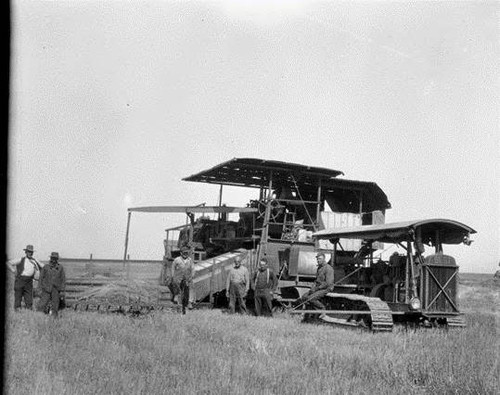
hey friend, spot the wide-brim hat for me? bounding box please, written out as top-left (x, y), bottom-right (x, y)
top-left (24, 244), bottom-right (34, 252)
top-left (50, 252), bottom-right (59, 260)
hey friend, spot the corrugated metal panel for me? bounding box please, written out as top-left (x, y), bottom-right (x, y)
top-left (319, 212), bottom-right (362, 252)
top-left (372, 210), bottom-right (385, 225)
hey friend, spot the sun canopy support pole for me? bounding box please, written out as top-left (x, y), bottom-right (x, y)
top-left (315, 178), bottom-right (321, 232)
top-left (123, 211), bottom-right (132, 271)
top-left (435, 230), bottom-right (442, 253)
top-left (217, 184), bottom-right (223, 221)
top-left (123, 210), bottom-right (132, 304)
top-left (407, 241), bottom-right (418, 301)
top-left (332, 238), bottom-right (338, 266)
top-left (359, 191), bottom-right (363, 216)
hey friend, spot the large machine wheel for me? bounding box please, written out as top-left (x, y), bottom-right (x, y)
top-left (255, 199), bottom-right (284, 222)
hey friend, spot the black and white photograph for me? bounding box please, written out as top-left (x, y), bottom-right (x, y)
top-left (5, 1), bottom-right (499, 393)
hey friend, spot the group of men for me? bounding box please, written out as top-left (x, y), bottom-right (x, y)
top-left (225, 251), bottom-right (334, 318)
top-left (6, 244), bottom-right (66, 317)
top-left (164, 246), bottom-right (281, 317)
top-left (226, 256), bottom-right (278, 317)
top-left (163, 246), bottom-right (334, 318)
top-left (11, 243), bottom-right (332, 319)
top-left (9, 242), bottom-right (333, 320)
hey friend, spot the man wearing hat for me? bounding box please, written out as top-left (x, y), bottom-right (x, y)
top-left (226, 255), bottom-right (250, 314)
top-left (38, 252), bottom-right (66, 317)
top-left (252, 257), bottom-right (278, 317)
top-left (171, 245), bottom-right (195, 314)
top-left (6, 244), bottom-right (44, 310)
top-left (296, 252), bottom-right (334, 319)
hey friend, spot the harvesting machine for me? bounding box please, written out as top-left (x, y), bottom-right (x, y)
top-left (123, 158), bottom-right (475, 330)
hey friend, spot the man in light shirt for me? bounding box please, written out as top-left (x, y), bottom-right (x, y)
top-left (226, 256), bottom-right (249, 314)
top-left (6, 244), bottom-right (44, 310)
top-left (171, 245), bottom-right (195, 314)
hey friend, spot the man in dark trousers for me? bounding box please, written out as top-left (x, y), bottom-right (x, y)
top-left (226, 256), bottom-right (250, 314)
top-left (6, 244), bottom-right (43, 310)
top-left (38, 252), bottom-right (66, 317)
top-left (171, 246), bottom-right (195, 314)
top-left (252, 257), bottom-right (278, 317)
top-left (296, 252), bottom-right (334, 321)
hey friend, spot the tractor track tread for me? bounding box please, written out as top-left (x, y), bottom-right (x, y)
top-left (323, 293), bottom-right (394, 332)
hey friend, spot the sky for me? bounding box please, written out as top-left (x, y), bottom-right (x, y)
top-left (8, 0), bottom-right (499, 273)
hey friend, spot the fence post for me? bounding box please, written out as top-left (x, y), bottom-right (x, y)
top-left (209, 258), bottom-right (216, 305)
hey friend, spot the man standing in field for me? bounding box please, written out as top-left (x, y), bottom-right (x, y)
top-left (6, 244), bottom-right (44, 310)
top-left (226, 256), bottom-right (249, 314)
top-left (252, 257), bottom-right (278, 317)
top-left (172, 245), bottom-right (195, 314)
top-left (38, 252), bottom-right (66, 318)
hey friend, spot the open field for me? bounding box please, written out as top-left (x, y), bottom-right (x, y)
top-left (4, 272), bottom-right (499, 394)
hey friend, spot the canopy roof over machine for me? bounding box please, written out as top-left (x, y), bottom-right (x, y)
top-left (313, 219), bottom-right (476, 245)
top-left (182, 158), bottom-right (391, 213)
top-left (128, 205), bottom-right (258, 214)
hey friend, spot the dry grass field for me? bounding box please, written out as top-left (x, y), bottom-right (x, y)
top-left (3, 272), bottom-right (499, 395)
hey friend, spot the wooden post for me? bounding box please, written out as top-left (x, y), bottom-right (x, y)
top-left (259, 170), bottom-right (273, 262)
top-left (123, 211), bottom-right (132, 275)
top-left (188, 225), bottom-right (194, 250)
top-left (331, 241), bottom-right (337, 281)
top-left (408, 241), bottom-right (418, 299)
top-left (315, 178), bottom-right (322, 232)
top-left (435, 230), bottom-right (442, 253)
top-left (405, 242), bottom-right (410, 303)
top-left (333, 241), bottom-right (337, 266)
top-left (369, 241), bottom-right (373, 267)
top-left (359, 191), bottom-right (363, 216)
top-left (165, 230), bottom-right (170, 259)
top-left (217, 184), bottom-right (223, 221)
top-left (123, 211), bottom-right (132, 304)
top-left (209, 258), bottom-right (215, 305)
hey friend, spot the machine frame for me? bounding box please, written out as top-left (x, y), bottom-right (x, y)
top-left (303, 219), bottom-right (476, 329)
